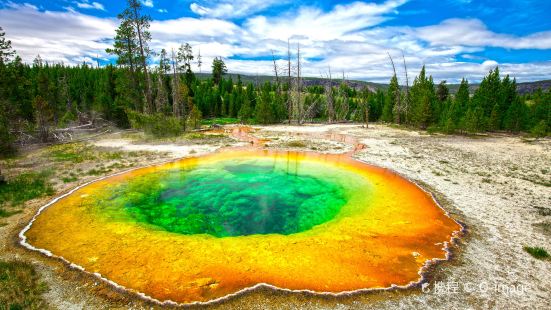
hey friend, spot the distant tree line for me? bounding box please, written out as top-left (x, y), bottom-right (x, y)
top-left (381, 66), bottom-right (549, 136)
top-left (1, 0), bottom-right (550, 158)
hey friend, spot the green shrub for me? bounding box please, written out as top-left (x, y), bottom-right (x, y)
top-left (531, 120), bottom-right (548, 138)
top-left (286, 141), bottom-right (307, 148)
top-left (48, 143), bottom-right (96, 163)
top-left (127, 111), bottom-right (183, 138)
top-left (0, 171), bottom-right (54, 206)
top-left (201, 118), bottom-right (239, 126)
top-left (524, 246), bottom-right (550, 259)
top-left (426, 125), bottom-right (440, 134)
top-left (0, 101), bottom-right (15, 157)
top-left (58, 110), bottom-right (77, 128)
top-left (0, 208), bottom-right (20, 218)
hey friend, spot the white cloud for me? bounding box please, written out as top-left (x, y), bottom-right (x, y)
top-left (190, 0), bottom-right (290, 19)
top-left (244, 0), bottom-right (407, 42)
top-left (0, 3), bottom-right (115, 64)
top-left (141, 0), bottom-right (154, 8)
top-left (158, 8), bottom-right (167, 13)
top-left (1, 1), bottom-right (551, 83)
top-left (75, 1), bottom-right (105, 11)
top-left (409, 18), bottom-right (551, 50)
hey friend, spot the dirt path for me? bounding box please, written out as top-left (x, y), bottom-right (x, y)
top-left (1, 124), bottom-right (549, 309)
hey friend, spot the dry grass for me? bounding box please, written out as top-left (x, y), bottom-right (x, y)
top-left (285, 140), bottom-right (308, 148)
top-left (0, 260), bottom-right (49, 309)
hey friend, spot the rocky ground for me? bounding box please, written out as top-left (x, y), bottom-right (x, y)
top-left (1, 124), bottom-right (549, 309)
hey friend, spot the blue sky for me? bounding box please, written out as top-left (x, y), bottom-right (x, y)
top-left (1, 0), bottom-right (551, 83)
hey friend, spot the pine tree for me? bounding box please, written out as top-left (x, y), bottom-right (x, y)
top-left (188, 104), bottom-right (202, 129)
top-left (0, 27), bottom-right (16, 65)
top-left (177, 43), bottom-right (195, 85)
top-left (0, 27), bottom-right (16, 157)
top-left (437, 81), bottom-right (449, 102)
top-left (158, 49), bottom-right (171, 74)
top-left (255, 92), bottom-right (274, 124)
top-left (0, 99), bottom-right (14, 156)
top-left (239, 96), bottom-right (253, 123)
top-left (504, 96), bottom-right (527, 133)
top-left (489, 103), bottom-right (500, 131)
top-left (464, 106), bottom-right (486, 134)
top-left (119, 0), bottom-right (153, 113)
top-left (212, 57), bottom-right (227, 85)
top-left (409, 66), bottom-right (436, 129)
top-left (106, 19), bottom-right (142, 110)
top-left (33, 95), bottom-right (53, 142)
top-left (178, 83), bottom-right (192, 129)
top-left (455, 78), bottom-right (470, 112)
top-left (473, 67), bottom-right (501, 118)
top-left (154, 73), bottom-right (168, 114)
top-left (382, 75), bottom-right (399, 122)
top-left (529, 88), bottom-right (550, 135)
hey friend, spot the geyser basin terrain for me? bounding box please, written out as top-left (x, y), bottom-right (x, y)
top-left (22, 150), bottom-right (462, 305)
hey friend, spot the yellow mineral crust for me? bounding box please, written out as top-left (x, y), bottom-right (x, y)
top-left (24, 150), bottom-right (462, 304)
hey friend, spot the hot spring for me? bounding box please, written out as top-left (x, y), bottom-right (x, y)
top-left (22, 149), bottom-right (461, 304)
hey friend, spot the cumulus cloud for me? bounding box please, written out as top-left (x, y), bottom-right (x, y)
top-left (0, 3), bottom-right (116, 64)
top-left (190, 0), bottom-right (290, 19)
top-left (1, 0), bottom-right (550, 83)
top-left (409, 18), bottom-right (551, 50)
top-left (141, 0), bottom-right (154, 8)
top-left (75, 1), bottom-right (105, 11)
top-left (244, 0), bottom-right (407, 42)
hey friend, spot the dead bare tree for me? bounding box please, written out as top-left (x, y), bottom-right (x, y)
top-left (303, 95), bottom-right (322, 122)
top-left (365, 99), bottom-right (369, 128)
top-left (271, 50), bottom-right (281, 96)
top-left (337, 71), bottom-right (350, 122)
top-left (364, 86), bottom-right (371, 128)
top-left (402, 50), bottom-right (410, 123)
top-left (287, 39), bottom-right (292, 124)
top-left (296, 42), bottom-right (303, 124)
top-left (155, 72), bottom-right (168, 113)
top-left (324, 66), bottom-right (335, 123)
top-left (197, 48), bottom-right (202, 74)
top-left (171, 48), bottom-right (180, 118)
top-left (387, 52), bottom-right (401, 124)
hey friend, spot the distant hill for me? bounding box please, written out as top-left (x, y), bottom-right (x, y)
top-left (513, 80), bottom-right (551, 94)
top-left (446, 79), bottom-right (551, 95)
top-left (196, 73), bottom-right (551, 95)
top-left (196, 73), bottom-right (387, 92)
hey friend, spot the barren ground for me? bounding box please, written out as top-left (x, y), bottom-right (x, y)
top-left (1, 124), bottom-right (550, 309)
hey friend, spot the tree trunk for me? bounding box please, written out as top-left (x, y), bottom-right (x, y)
top-left (287, 39), bottom-right (292, 125)
top-left (365, 103), bottom-right (369, 128)
top-left (171, 49), bottom-right (180, 118)
top-left (125, 35), bottom-right (140, 111)
top-left (388, 52), bottom-right (401, 124)
top-left (326, 67), bottom-right (335, 123)
top-left (296, 43), bottom-right (302, 125)
top-left (133, 5), bottom-right (152, 114)
top-left (402, 51), bottom-right (410, 123)
top-left (271, 50), bottom-right (280, 96)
